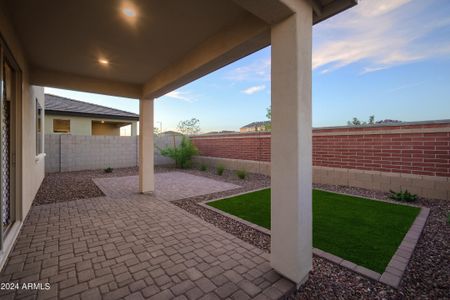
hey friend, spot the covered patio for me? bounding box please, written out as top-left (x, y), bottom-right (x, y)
top-left (0, 0), bottom-right (357, 297)
top-left (0, 171), bottom-right (294, 299)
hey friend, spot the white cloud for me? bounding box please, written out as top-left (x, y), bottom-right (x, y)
top-left (226, 58), bottom-right (271, 82)
top-left (313, 0), bottom-right (450, 74)
top-left (242, 85), bottom-right (266, 95)
top-left (163, 90), bottom-right (198, 103)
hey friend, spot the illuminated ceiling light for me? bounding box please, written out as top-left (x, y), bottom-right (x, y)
top-left (122, 7), bottom-right (136, 17)
top-left (98, 58), bottom-right (109, 66)
top-left (120, 1), bottom-right (138, 26)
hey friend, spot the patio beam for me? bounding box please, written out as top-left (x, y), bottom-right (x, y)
top-left (30, 68), bottom-right (142, 99)
top-left (314, 0), bottom-right (357, 24)
top-left (139, 99), bottom-right (155, 193)
top-left (142, 13), bottom-right (269, 99)
top-left (231, 0), bottom-right (294, 24)
top-left (270, 0), bottom-right (313, 285)
top-left (233, 0), bottom-right (356, 25)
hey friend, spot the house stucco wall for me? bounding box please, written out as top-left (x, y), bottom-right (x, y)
top-left (45, 114), bottom-right (138, 136)
top-left (91, 122), bottom-right (120, 136)
top-left (0, 2), bottom-right (46, 268)
top-left (45, 115), bottom-right (92, 135)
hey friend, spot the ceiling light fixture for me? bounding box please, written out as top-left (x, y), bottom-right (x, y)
top-left (122, 7), bottom-right (136, 17)
top-left (98, 58), bottom-right (109, 66)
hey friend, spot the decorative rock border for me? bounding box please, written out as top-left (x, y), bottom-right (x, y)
top-left (199, 189), bottom-right (430, 288)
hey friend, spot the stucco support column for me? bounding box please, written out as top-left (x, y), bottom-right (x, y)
top-left (270, 0), bottom-right (313, 285)
top-left (139, 99), bottom-right (154, 193)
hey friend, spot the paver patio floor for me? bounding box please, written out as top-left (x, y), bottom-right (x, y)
top-left (0, 173), bottom-right (294, 299)
top-left (93, 172), bottom-right (241, 200)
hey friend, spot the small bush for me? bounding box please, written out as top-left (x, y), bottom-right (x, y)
top-left (236, 169), bottom-right (247, 180)
top-left (389, 190), bottom-right (417, 202)
top-left (199, 164), bottom-right (207, 171)
top-left (183, 160), bottom-right (193, 169)
top-left (159, 136), bottom-right (198, 169)
top-left (216, 165), bottom-right (225, 176)
top-left (104, 167), bottom-right (113, 173)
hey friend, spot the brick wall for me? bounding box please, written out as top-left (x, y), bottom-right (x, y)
top-left (191, 132), bottom-right (271, 162)
top-left (191, 121), bottom-right (450, 178)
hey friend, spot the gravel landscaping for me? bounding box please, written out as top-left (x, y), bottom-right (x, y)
top-left (33, 167), bottom-right (138, 205)
top-left (172, 168), bottom-right (272, 250)
top-left (33, 166), bottom-right (450, 298)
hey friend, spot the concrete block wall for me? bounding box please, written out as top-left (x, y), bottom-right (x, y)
top-left (313, 166), bottom-right (450, 200)
top-left (193, 156), bottom-right (271, 176)
top-left (59, 135), bottom-right (138, 172)
top-left (45, 133), bottom-right (182, 172)
top-left (45, 134), bottom-right (61, 172)
top-left (194, 155), bottom-right (450, 200)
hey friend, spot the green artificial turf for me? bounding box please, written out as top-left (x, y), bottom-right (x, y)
top-left (207, 188), bottom-right (420, 273)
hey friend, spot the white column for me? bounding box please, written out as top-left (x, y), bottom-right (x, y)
top-left (139, 99), bottom-right (154, 193)
top-left (270, 0), bottom-right (313, 285)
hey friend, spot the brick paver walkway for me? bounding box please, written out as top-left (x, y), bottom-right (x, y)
top-left (0, 193), bottom-right (294, 299)
top-left (93, 172), bottom-right (240, 201)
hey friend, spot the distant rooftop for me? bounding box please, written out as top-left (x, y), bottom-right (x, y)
top-left (241, 121), bottom-right (270, 129)
top-left (45, 94), bottom-right (139, 121)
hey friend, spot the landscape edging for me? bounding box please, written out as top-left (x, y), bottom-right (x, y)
top-left (199, 189), bottom-right (430, 288)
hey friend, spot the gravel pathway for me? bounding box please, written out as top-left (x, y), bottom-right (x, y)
top-left (33, 167), bottom-right (450, 299)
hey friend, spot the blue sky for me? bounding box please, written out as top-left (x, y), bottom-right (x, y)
top-left (45, 0), bottom-right (450, 132)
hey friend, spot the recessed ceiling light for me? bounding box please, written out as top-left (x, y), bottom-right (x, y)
top-left (122, 7), bottom-right (136, 17)
top-left (98, 58), bottom-right (109, 65)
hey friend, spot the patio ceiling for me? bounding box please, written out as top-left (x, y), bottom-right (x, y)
top-left (3, 0), bottom-right (355, 99)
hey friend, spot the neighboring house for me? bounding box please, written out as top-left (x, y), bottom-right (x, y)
top-left (240, 121), bottom-right (271, 133)
top-left (160, 130), bottom-right (183, 135)
top-left (205, 130), bottom-right (237, 134)
top-left (45, 94), bottom-right (139, 136)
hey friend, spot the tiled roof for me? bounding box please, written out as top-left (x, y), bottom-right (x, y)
top-left (45, 94), bottom-right (139, 120)
top-left (241, 121), bottom-right (270, 129)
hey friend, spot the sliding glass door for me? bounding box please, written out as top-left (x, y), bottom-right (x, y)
top-left (0, 37), bottom-right (19, 249)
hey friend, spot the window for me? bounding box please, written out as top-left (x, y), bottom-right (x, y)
top-left (53, 119), bottom-right (70, 133)
top-left (36, 99), bottom-right (43, 155)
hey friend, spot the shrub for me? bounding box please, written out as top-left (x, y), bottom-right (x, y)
top-left (199, 164), bottom-right (207, 171)
top-left (216, 165), bottom-right (225, 176)
top-left (159, 136), bottom-right (198, 169)
top-left (104, 167), bottom-right (113, 173)
top-left (236, 169), bottom-right (247, 180)
top-left (388, 190), bottom-right (417, 202)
